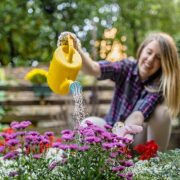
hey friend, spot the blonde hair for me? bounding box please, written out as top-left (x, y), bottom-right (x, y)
top-left (137, 32), bottom-right (180, 118)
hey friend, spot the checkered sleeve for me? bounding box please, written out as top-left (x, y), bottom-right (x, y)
top-left (98, 59), bottom-right (134, 83)
top-left (133, 92), bottom-right (163, 121)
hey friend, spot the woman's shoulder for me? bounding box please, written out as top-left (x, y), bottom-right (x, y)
top-left (111, 58), bottom-right (138, 69)
top-left (98, 58), bottom-right (138, 74)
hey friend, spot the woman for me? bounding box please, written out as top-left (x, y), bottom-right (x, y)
top-left (59, 32), bottom-right (180, 151)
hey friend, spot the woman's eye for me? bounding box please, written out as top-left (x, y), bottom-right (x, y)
top-left (147, 51), bottom-right (151, 55)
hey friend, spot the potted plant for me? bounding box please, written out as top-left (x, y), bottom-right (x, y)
top-left (24, 68), bottom-right (51, 98)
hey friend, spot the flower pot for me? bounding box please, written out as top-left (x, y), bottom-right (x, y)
top-left (32, 85), bottom-right (52, 98)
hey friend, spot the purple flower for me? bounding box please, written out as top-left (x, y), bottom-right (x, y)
top-left (3, 151), bottom-right (19, 160)
top-left (123, 138), bottom-right (132, 144)
top-left (61, 129), bottom-right (73, 135)
top-left (116, 136), bottom-right (126, 141)
top-left (9, 171), bottom-right (18, 177)
top-left (124, 161), bottom-right (134, 167)
top-left (28, 131), bottom-right (40, 136)
top-left (15, 131), bottom-right (26, 137)
top-left (0, 132), bottom-right (5, 138)
top-left (52, 142), bottom-right (61, 148)
top-left (25, 135), bottom-right (39, 145)
top-left (118, 173), bottom-right (126, 178)
top-left (33, 154), bottom-right (42, 159)
top-left (58, 144), bottom-right (69, 150)
top-left (48, 161), bottom-right (58, 170)
top-left (102, 143), bottom-right (115, 150)
top-left (93, 126), bottom-right (105, 134)
top-left (44, 132), bottom-right (54, 137)
top-left (42, 138), bottom-right (50, 145)
top-left (111, 167), bottom-right (119, 172)
top-left (118, 165), bottom-right (125, 171)
top-left (0, 146), bottom-right (5, 153)
top-left (61, 133), bottom-right (75, 141)
top-left (80, 129), bottom-right (95, 137)
top-left (6, 133), bottom-right (17, 139)
top-left (112, 165), bottom-right (125, 172)
top-left (78, 145), bottom-right (90, 151)
top-left (114, 142), bottom-right (125, 148)
top-left (69, 144), bottom-right (79, 150)
top-left (127, 172), bottom-right (133, 177)
top-left (110, 152), bottom-right (118, 158)
top-left (84, 136), bottom-right (101, 144)
top-left (100, 132), bottom-right (113, 141)
top-left (10, 121), bottom-right (31, 130)
top-left (7, 139), bottom-right (19, 147)
top-left (85, 120), bottom-right (93, 126)
top-left (25, 135), bottom-right (35, 142)
top-left (20, 121), bottom-right (32, 129)
top-left (104, 124), bottom-right (112, 130)
top-left (10, 121), bottom-right (18, 127)
top-left (37, 135), bottom-right (44, 142)
top-left (126, 154), bottom-right (132, 159)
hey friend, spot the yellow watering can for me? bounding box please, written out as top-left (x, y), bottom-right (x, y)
top-left (47, 35), bottom-right (82, 95)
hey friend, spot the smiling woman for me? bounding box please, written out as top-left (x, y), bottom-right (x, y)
top-left (65, 31), bottom-right (180, 152)
top-left (138, 40), bottom-right (161, 81)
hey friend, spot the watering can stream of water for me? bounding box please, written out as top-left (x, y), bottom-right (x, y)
top-left (69, 81), bottom-right (82, 95)
top-left (47, 35), bottom-right (82, 95)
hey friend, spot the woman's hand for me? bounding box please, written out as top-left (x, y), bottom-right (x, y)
top-left (112, 123), bottom-right (143, 140)
top-left (57, 32), bottom-right (100, 77)
top-left (57, 31), bottom-right (81, 50)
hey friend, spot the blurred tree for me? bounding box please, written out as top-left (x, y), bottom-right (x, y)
top-left (0, 0), bottom-right (179, 66)
top-left (114, 0), bottom-right (180, 56)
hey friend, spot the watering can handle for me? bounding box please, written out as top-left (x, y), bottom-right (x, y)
top-left (67, 35), bottom-right (75, 63)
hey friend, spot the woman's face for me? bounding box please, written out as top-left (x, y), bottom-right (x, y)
top-left (138, 40), bottom-right (161, 80)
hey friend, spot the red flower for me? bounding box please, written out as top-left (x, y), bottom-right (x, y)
top-left (119, 146), bottom-right (132, 158)
top-left (0, 140), bottom-right (4, 147)
top-left (3, 128), bottom-right (14, 134)
top-left (134, 140), bottom-right (158, 160)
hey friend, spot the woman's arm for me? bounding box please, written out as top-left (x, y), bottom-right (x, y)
top-left (77, 48), bottom-right (101, 77)
top-left (124, 111), bottom-right (144, 126)
top-left (68, 33), bottom-right (101, 77)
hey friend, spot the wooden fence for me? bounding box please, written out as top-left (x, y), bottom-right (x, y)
top-left (0, 84), bottom-right (113, 130)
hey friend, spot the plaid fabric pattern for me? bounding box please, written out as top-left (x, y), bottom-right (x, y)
top-left (98, 59), bottom-right (163, 126)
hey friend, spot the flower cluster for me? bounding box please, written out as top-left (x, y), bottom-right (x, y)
top-left (0, 120), bottom-right (134, 179)
top-left (0, 121), bottom-right (61, 178)
top-left (50, 120), bottom-right (134, 179)
top-left (1, 119), bottom-right (166, 179)
top-left (134, 140), bottom-right (158, 160)
top-left (25, 68), bottom-right (48, 85)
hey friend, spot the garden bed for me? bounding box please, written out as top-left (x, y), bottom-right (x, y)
top-left (0, 121), bottom-right (179, 179)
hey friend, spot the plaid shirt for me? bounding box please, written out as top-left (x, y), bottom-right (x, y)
top-left (98, 59), bottom-right (163, 126)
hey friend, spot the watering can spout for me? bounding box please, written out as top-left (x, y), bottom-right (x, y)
top-left (47, 34), bottom-right (82, 95)
top-left (59, 79), bottom-right (73, 95)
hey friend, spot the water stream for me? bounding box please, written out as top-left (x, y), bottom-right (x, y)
top-left (69, 81), bottom-right (87, 127)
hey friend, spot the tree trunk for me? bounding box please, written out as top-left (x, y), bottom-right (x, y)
top-left (7, 31), bottom-right (16, 67)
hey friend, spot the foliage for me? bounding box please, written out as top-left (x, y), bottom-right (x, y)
top-left (0, 124), bottom-right (9, 132)
top-left (126, 149), bottom-right (180, 179)
top-left (24, 68), bottom-right (48, 85)
top-left (0, 120), bottom-right (179, 179)
top-left (0, 120), bottom-right (134, 179)
top-left (0, 0), bottom-right (179, 66)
